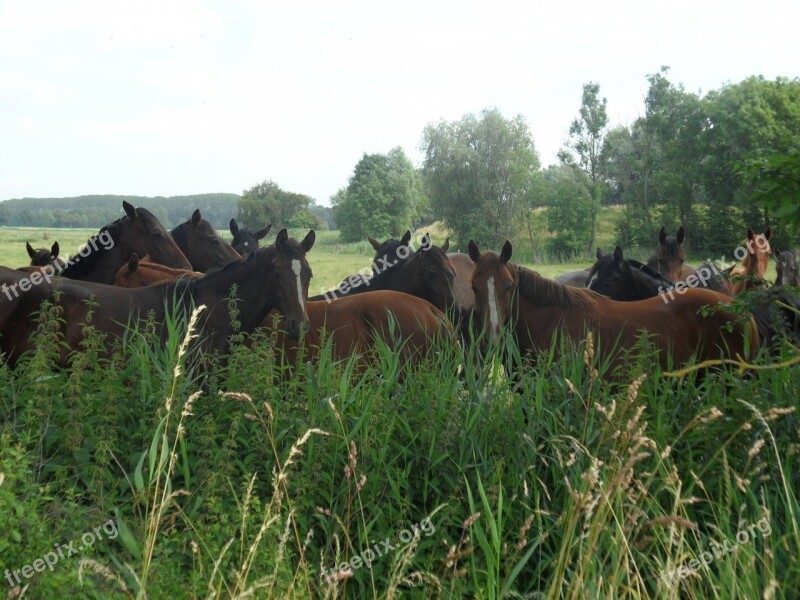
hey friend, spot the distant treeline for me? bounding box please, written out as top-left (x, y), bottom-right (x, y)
top-left (0, 194), bottom-right (336, 231)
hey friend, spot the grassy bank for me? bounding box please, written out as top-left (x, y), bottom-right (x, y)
top-left (0, 300), bottom-right (798, 598)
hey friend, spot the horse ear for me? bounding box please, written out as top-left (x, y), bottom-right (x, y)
top-left (229, 218), bottom-right (239, 236)
top-left (192, 209), bottom-right (202, 226)
top-left (301, 230), bottom-right (316, 253)
top-left (275, 228), bottom-right (289, 248)
top-left (51, 241), bottom-right (59, 257)
top-left (613, 246), bottom-right (624, 263)
top-left (746, 226), bottom-right (755, 240)
top-left (26, 242), bottom-right (35, 259)
top-left (764, 226), bottom-right (772, 241)
top-left (659, 226), bottom-right (666, 244)
top-left (500, 241), bottom-right (513, 264)
top-left (467, 240), bottom-right (481, 262)
top-left (123, 201), bottom-right (137, 219)
top-left (441, 238), bottom-right (450, 252)
top-left (127, 253), bottom-right (139, 275)
top-left (676, 227), bottom-right (685, 244)
top-left (367, 235), bottom-right (382, 251)
top-left (596, 247), bottom-right (604, 260)
top-left (256, 225), bottom-right (272, 239)
top-left (400, 230), bottom-right (411, 245)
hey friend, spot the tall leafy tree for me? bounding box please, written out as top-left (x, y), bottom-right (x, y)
top-left (421, 108), bottom-right (539, 248)
top-left (541, 165), bottom-right (594, 258)
top-left (558, 82), bottom-right (610, 256)
top-left (332, 147), bottom-right (427, 242)
top-left (237, 181), bottom-right (318, 230)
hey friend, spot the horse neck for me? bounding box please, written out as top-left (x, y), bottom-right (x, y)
top-left (61, 239), bottom-right (126, 284)
top-left (192, 256), bottom-right (274, 334)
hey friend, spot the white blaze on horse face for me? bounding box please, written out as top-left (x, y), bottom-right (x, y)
top-left (487, 276), bottom-right (500, 336)
top-left (586, 272), bottom-right (598, 289)
top-left (291, 259), bottom-right (307, 318)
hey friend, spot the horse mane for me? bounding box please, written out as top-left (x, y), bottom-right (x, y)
top-left (60, 216), bottom-right (129, 278)
top-left (514, 264), bottom-right (600, 309)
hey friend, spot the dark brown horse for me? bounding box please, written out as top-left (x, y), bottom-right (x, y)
top-left (311, 231), bottom-right (458, 321)
top-left (730, 227), bottom-right (772, 295)
top-left (113, 254), bottom-right (203, 287)
top-left (26, 241), bottom-right (65, 269)
top-left (171, 209), bottom-right (241, 272)
top-left (261, 290), bottom-right (452, 369)
top-left (649, 226), bottom-right (697, 284)
top-left (586, 247), bottom-right (673, 301)
top-left (0, 229), bottom-right (315, 368)
top-left (467, 240), bottom-right (759, 374)
top-left (51, 201), bottom-right (192, 284)
top-left (230, 219), bottom-right (272, 257)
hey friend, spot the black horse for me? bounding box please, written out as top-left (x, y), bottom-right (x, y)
top-left (229, 218), bottom-right (272, 257)
top-left (587, 247), bottom-right (673, 301)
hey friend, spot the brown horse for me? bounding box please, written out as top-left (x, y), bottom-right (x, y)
top-left (311, 231), bottom-right (458, 321)
top-left (170, 209), bottom-right (241, 272)
top-left (730, 227), bottom-right (772, 295)
top-left (0, 229), bottom-right (315, 368)
top-left (51, 201), bottom-right (192, 284)
top-left (467, 240), bottom-right (759, 375)
top-left (230, 219), bottom-right (272, 257)
top-left (260, 290), bottom-right (452, 369)
top-left (649, 226), bottom-right (697, 284)
top-left (26, 241), bottom-right (65, 269)
top-left (113, 254), bottom-right (203, 287)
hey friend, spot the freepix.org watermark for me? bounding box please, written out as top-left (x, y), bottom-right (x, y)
top-left (660, 517), bottom-right (772, 584)
top-left (657, 232), bottom-right (770, 303)
top-left (4, 519), bottom-right (119, 587)
top-left (1, 231), bottom-right (114, 301)
top-left (320, 517), bottom-right (435, 583)
top-left (319, 233), bottom-right (433, 303)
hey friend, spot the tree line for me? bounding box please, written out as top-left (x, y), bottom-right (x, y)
top-left (333, 69), bottom-right (800, 258)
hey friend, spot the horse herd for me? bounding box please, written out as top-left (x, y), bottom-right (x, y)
top-left (2, 202), bottom-right (799, 379)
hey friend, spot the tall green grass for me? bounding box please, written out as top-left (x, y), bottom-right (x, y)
top-left (0, 300), bottom-right (798, 598)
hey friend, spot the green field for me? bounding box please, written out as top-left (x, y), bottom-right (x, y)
top-left (0, 226), bottom-right (598, 292)
top-left (1, 225), bottom-right (796, 598)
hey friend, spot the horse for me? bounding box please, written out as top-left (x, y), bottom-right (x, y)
top-left (230, 219), bottom-right (272, 257)
top-left (775, 250), bottom-right (800, 287)
top-left (648, 226), bottom-right (697, 284)
top-left (49, 201), bottom-right (192, 284)
top-left (0, 229), bottom-right (315, 368)
top-left (364, 231), bottom-right (476, 317)
top-left (170, 209), bottom-right (241, 272)
top-left (729, 227), bottom-right (772, 296)
top-left (310, 231), bottom-right (459, 322)
top-left (113, 254), bottom-right (203, 287)
top-left (260, 290), bottom-right (453, 370)
top-left (466, 240), bottom-right (759, 375)
top-left (26, 241), bottom-right (65, 269)
top-left (586, 246), bottom-right (673, 301)
top-left (555, 270), bottom-right (591, 288)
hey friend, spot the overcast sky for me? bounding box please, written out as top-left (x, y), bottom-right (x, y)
top-left (1, 0), bottom-right (798, 207)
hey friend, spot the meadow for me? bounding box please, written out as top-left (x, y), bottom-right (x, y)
top-left (0, 225), bottom-right (797, 599)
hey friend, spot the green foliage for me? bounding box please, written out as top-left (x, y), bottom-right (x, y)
top-left (540, 165), bottom-right (595, 258)
top-left (2, 290), bottom-right (799, 597)
top-left (237, 180), bottom-right (320, 231)
top-left (421, 108), bottom-right (540, 248)
top-left (332, 147), bottom-right (427, 242)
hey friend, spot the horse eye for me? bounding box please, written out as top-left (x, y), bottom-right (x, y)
top-left (152, 230), bottom-right (163, 237)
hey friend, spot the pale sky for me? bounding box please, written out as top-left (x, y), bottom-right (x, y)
top-left (1, 0), bottom-right (798, 206)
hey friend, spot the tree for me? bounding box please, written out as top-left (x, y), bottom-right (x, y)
top-left (558, 82), bottom-right (610, 256)
top-left (421, 108), bottom-right (539, 248)
top-left (237, 181), bottom-right (316, 230)
top-left (332, 147), bottom-right (427, 242)
top-left (541, 165), bottom-right (595, 258)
